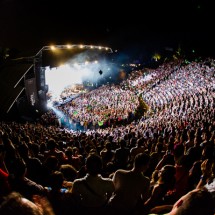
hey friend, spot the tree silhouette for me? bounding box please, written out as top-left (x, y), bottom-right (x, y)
top-left (134, 93), bottom-right (149, 119)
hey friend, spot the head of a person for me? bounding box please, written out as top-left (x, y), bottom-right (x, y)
top-left (155, 142), bottom-right (163, 153)
top-left (119, 139), bottom-right (126, 148)
top-left (134, 152), bottom-right (150, 172)
top-left (44, 156), bottom-right (59, 171)
top-left (47, 139), bottom-right (57, 151)
top-left (85, 153), bottom-right (103, 176)
top-left (60, 164), bottom-right (78, 181)
top-left (173, 144), bottom-right (184, 160)
top-left (17, 142), bottom-right (29, 159)
top-left (158, 165), bottom-right (176, 188)
top-left (10, 158), bottom-right (27, 178)
top-left (169, 188), bottom-right (214, 215)
top-left (0, 192), bottom-right (42, 215)
top-left (65, 147), bottom-right (73, 157)
top-left (49, 171), bottom-right (64, 190)
top-left (105, 141), bottom-right (111, 150)
top-left (137, 137), bottom-right (144, 147)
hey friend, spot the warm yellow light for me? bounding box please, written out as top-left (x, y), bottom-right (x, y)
top-left (67, 45), bottom-right (72, 49)
top-left (51, 46), bottom-right (55, 50)
top-left (80, 45), bottom-right (84, 48)
top-left (152, 53), bottom-right (161, 61)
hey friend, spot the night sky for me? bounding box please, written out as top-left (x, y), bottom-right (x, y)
top-left (0, 0), bottom-right (214, 58)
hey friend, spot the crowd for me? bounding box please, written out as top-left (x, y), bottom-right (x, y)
top-left (0, 57), bottom-right (215, 215)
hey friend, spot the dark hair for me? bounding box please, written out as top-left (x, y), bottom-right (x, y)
top-left (86, 153), bottom-right (102, 175)
top-left (10, 158), bottom-right (27, 177)
top-left (0, 144), bottom-right (5, 152)
top-left (159, 165), bottom-right (176, 189)
top-left (60, 164), bottom-right (78, 181)
top-left (134, 153), bottom-right (150, 168)
top-left (47, 139), bottom-right (57, 150)
top-left (49, 171), bottom-right (64, 190)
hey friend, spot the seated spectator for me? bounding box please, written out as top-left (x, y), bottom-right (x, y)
top-left (100, 141), bottom-right (115, 168)
top-left (107, 152), bottom-right (150, 215)
top-left (172, 155), bottom-right (191, 203)
top-left (44, 139), bottom-right (66, 165)
top-left (187, 161), bottom-right (202, 191)
top-left (71, 147), bottom-right (83, 170)
top-left (144, 165), bottom-right (176, 212)
top-left (17, 142), bottom-right (43, 184)
top-left (41, 156), bottom-right (59, 187)
top-left (47, 171), bottom-right (78, 215)
top-left (114, 139), bottom-right (131, 170)
top-left (59, 164), bottom-right (78, 183)
top-left (196, 159), bottom-right (215, 202)
top-left (130, 137), bottom-right (145, 163)
top-left (8, 158), bottom-right (47, 201)
top-left (146, 142), bottom-right (165, 177)
top-left (72, 153), bottom-right (114, 215)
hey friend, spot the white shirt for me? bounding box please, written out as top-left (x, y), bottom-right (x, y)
top-left (72, 174), bottom-right (114, 207)
top-left (205, 178), bottom-right (215, 199)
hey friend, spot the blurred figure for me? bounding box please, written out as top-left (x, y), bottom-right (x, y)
top-left (150, 188), bottom-right (214, 215)
top-left (0, 192), bottom-right (55, 215)
top-left (169, 188), bottom-right (214, 215)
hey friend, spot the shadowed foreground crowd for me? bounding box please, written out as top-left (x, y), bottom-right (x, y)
top-left (0, 58), bottom-right (215, 215)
